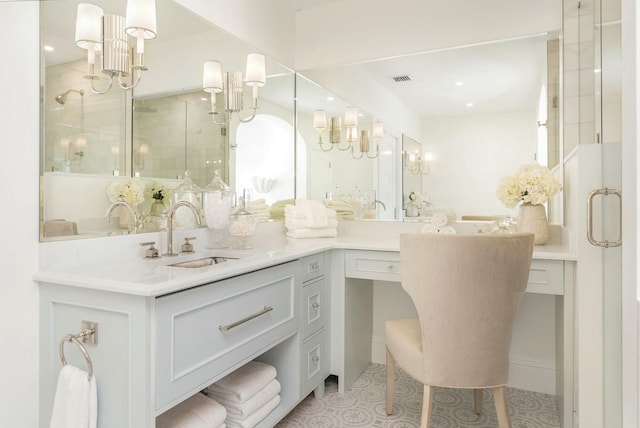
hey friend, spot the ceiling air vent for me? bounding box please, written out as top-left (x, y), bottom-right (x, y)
top-left (391, 75), bottom-right (411, 82)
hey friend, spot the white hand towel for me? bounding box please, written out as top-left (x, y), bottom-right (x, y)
top-left (225, 395), bottom-right (281, 428)
top-left (156, 393), bottom-right (227, 428)
top-left (205, 379), bottom-right (281, 417)
top-left (286, 228), bottom-right (338, 239)
top-left (285, 218), bottom-right (338, 230)
top-left (50, 365), bottom-right (97, 428)
top-left (204, 361), bottom-right (277, 403)
top-left (285, 205), bottom-right (337, 220)
top-left (430, 212), bottom-right (449, 228)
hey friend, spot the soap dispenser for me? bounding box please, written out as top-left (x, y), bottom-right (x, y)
top-left (203, 170), bottom-right (233, 248)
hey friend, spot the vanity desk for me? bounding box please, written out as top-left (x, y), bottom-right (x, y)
top-left (36, 221), bottom-right (576, 428)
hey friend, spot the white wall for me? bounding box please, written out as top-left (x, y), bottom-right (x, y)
top-left (0, 3), bottom-right (40, 427)
top-left (421, 111), bottom-right (538, 218)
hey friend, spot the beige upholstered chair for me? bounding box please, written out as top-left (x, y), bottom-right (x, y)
top-left (385, 233), bottom-right (534, 428)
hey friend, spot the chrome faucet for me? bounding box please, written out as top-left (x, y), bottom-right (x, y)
top-left (375, 200), bottom-right (387, 211)
top-left (105, 201), bottom-right (140, 234)
top-left (164, 201), bottom-right (201, 256)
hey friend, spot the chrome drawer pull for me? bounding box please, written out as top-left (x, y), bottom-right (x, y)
top-left (219, 306), bottom-right (274, 332)
top-left (311, 302), bottom-right (320, 311)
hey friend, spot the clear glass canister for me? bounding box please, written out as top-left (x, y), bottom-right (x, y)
top-left (172, 170), bottom-right (203, 228)
top-left (229, 189), bottom-right (256, 250)
top-left (203, 170), bottom-right (233, 248)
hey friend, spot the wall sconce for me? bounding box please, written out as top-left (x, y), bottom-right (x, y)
top-left (111, 145), bottom-right (120, 176)
top-left (203, 53), bottom-right (266, 125)
top-left (315, 107), bottom-right (369, 152)
top-left (352, 120), bottom-right (383, 159)
top-left (75, 0), bottom-right (157, 94)
top-left (404, 151), bottom-right (432, 174)
top-left (136, 143), bottom-right (148, 171)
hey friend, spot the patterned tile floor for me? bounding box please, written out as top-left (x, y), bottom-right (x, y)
top-left (277, 364), bottom-right (561, 427)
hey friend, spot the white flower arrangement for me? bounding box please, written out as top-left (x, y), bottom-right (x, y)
top-left (145, 181), bottom-right (173, 205)
top-left (497, 163), bottom-right (562, 208)
top-left (107, 178), bottom-right (145, 207)
top-left (407, 191), bottom-right (424, 206)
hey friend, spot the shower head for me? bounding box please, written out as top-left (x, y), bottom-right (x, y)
top-left (55, 89), bottom-right (85, 105)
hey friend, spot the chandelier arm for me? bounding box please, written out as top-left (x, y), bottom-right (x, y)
top-left (318, 141), bottom-right (334, 152)
top-left (366, 147), bottom-right (380, 159)
top-left (209, 112), bottom-right (228, 126)
top-left (336, 140), bottom-right (352, 151)
top-left (238, 108), bottom-right (258, 123)
top-left (118, 69), bottom-right (143, 90)
top-left (88, 74), bottom-right (115, 95)
top-left (351, 147), bottom-right (364, 159)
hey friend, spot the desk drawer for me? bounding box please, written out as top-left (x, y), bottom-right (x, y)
top-left (155, 262), bottom-right (297, 411)
top-left (301, 277), bottom-right (326, 339)
top-left (300, 253), bottom-right (325, 283)
top-left (345, 250), bottom-right (401, 282)
top-left (527, 259), bottom-right (564, 295)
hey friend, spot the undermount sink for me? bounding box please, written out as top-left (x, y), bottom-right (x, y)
top-left (169, 256), bottom-right (236, 269)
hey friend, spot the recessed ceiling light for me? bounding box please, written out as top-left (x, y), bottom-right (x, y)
top-left (594, 68), bottom-right (602, 73)
top-left (466, 102), bottom-right (474, 107)
top-left (326, 96), bottom-right (334, 101)
top-left (200, 97), bottom-right (207, 101)
top-left (44, 45), bottom-right (54, 52)
top-left (455, 81), bottom-right (464, 86)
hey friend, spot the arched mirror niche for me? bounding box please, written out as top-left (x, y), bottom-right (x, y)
top-left (40, 0), bottom-right (295, 241)
top-left (300, 27), bottom-right (562, 224)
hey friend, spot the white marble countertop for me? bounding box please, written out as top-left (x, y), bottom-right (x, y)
top-left (35, 220), bottom-right (576, 297)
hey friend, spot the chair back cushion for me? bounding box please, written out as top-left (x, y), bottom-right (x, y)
top-left (399, 233), bottom-right (534, 388)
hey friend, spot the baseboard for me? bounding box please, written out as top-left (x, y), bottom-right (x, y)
top-left (371, 335), bottom-right (556, 395)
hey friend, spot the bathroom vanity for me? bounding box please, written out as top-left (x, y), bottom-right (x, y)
top-left (36, 221), bottom-right (576, 428)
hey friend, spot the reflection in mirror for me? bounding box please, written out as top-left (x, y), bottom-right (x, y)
top-left (295, 73), bottom-right (399, 220)
top-left (306, 33), bottom-right (561, 222)
top-left (41, 0), bottom-right (296, 241)
top-left (401, 134), bottom-right (424, 218)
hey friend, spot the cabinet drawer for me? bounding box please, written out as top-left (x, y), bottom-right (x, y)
top-left (345, 250), bottom-right (401, 282)
top-left (155, 262), bottom-right (297, 411)
top-left (300, 253), bottom-right (325, 284)
top-left (301, 277), bottom-right (326, 339)
top-left (527, 259), bottom-right (564, 295)
top-left (300, 329), bottom-right (327, 398)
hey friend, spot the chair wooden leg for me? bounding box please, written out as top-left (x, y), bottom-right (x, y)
top-left (474, 389), bottom-right (483, 415)
top-left (420, 384), bottom-right (433, 428)
top-left (386, 348), bottom-right (395, 415)
top-left (492, 386), bottom-right (512, 428)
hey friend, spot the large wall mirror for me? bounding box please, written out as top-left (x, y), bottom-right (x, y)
top-left (41, 0), bottom-right (295, 241)
top-left (299, 24), bottom-right (562, 223)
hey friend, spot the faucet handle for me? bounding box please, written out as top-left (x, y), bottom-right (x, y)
top-left (140, 241), bottom-right (160, 258)
top-left (181, 237), bottom-right (196, 253)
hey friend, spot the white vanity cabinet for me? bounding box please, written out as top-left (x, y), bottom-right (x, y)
top-left (39, 259), bottom-right (320, 428)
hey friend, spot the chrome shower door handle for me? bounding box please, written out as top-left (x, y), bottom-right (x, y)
top-left (587, 188), bottom-right (622, 248)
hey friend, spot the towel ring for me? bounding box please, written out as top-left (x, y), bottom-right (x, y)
top-left (59, 334), bottom-right (93, 381)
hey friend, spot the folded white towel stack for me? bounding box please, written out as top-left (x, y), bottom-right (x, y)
top-left (324, 199), bottom-right (355, 220)
top-left (284, 199), bottom-right (338, 238)
top-left (156, 393), bottom-right (227, 428)
top-left (203, 361), bottom-right (280, 428)
top-left (246, 198), bottom-right (271, 222)
top-left (50, 365), bottom-right (97, 428)
top-left (420, 213), bottom-right (457, 235)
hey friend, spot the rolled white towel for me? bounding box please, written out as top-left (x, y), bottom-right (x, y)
top-left (420, 223), bottom-right (437, 234)
top-left (430, 212), bottom-right (449, 228)
top-left (285, 218), bottom-right (338, 230)
top-left (205, 379), bottom-right (281, 418)
top-left (286, 228), bottom-right (338, 239)
top-left (225, 395), bottom-right (281, 428)
top-left (438, 225), bottom-right (457, 234)
top-left (156, 393), bottom-right (227, 428)
top-left (50, 365), bottom-right (97, 428)
top-left (204, 361), bottom-right (276, 404)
